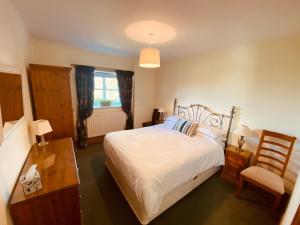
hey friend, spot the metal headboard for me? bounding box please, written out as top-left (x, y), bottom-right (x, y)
top-left (173, 98), bottom-right (235, 148)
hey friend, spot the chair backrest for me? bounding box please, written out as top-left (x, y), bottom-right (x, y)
top-left (253, 130), bottom-right (296, 177)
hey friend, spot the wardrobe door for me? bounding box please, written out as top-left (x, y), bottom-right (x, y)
top-left (29, 64), bottom-right (75, 141)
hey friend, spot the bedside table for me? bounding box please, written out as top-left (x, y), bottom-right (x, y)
top-left (221, 145), bottom-right (253, 184)
top-left (142, 120), bottom-right (164, 127)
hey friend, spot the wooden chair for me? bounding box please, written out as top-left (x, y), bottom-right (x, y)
top-left (236, 130), bottom-right (296, 213)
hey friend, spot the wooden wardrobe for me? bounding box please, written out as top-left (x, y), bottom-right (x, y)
top-left (28, 64), bottom-right (75, 141)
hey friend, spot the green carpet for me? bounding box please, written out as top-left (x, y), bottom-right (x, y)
top-left (77, 143), bottom-right (278, 225)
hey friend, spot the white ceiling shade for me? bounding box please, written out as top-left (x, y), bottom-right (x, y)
top-left (139, 48), bottom-right (160, 68)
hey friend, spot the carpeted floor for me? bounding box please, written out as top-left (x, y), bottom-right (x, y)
top-left (77, 142), bottom-right (278, 225)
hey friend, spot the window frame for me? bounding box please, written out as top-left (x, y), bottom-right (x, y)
top-left (93, 70), bottom-right (121, 109)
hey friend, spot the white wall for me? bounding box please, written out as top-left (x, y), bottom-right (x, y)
top-left (133, 61), bottom-right (157, 128)
top-left (29, 38), bottom-right (156, 129)
top-left (0, 0), bottom-right (33, 225)
top-left (155, 36), bottom-right (300, 192)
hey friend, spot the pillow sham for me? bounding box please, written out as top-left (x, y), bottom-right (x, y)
top-left (196, 123), bottom-right (224, 139)
top-left (173, 119), bottom-right (198, 136)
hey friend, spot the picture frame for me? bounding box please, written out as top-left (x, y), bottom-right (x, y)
top-left (0, 105), bottom-right (4, 144)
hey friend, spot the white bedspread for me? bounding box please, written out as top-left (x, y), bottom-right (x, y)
top-left (103, 124), bottom-right (225, 217)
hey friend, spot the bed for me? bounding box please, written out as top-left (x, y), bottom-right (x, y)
top-left (103, 99), bottom-right (235, 224)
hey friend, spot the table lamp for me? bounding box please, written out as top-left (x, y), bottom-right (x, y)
top-left (31, 120), bottom-right (53, 147)
top-left (158, 108), bottom-right (166, 120)
top-left (234, 125), bottom-right (255, 154)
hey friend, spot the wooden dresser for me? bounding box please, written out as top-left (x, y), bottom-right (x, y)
top-left (9, 138), bottom-right (81, 225)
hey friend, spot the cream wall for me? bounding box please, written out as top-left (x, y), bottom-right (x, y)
top-left (155, 36), bottom-right (300, 224)
top-left (133, 61), bottom-right (156, 128)
top-left (29, 38), bottom-right (155, 128)
top-left (0, 0), bottom-right (33, 225)
top-left (155, 36), bottom-right (300, 191)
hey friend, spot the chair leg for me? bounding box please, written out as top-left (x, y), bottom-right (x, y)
top-left (235, 176), bottom-right (244, 198)
top-left (272, 194), bottom-right (282, 214)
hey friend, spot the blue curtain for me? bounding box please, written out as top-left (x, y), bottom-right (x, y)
top-left (75, 65), bottom-right (95, 148)
top-left (115, 70), bottom-right (134, 130)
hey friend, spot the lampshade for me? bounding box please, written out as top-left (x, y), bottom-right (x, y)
top-left (234, 125), bottom-right (255, 137)
top-left (158, 108), bottom-right (166, 113)
top-left (31, 120), bottom-right (53, 136)
top-left (139, 48), bottom-right (160, 68)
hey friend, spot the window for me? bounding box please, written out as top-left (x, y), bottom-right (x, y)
top-left (93, 70), bottom-right (121, 108)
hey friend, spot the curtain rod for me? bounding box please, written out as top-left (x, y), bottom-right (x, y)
top-left (71, 64), bottom-right (117, 72)
top-left (71, 64), bottom-right (134, 73)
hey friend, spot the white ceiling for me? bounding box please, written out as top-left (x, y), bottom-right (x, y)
top-left (11, 0), bottom-right (300, 59)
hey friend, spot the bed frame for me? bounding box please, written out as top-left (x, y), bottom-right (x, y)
top-left (105, 99), bottom-right (236, 224)
top-left (173, 98), bottom-right (235, 148)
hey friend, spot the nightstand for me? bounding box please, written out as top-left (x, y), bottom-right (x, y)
top-left (142, 120), bottom-right (164, 127)
top-left (221, 145), bottom-right (253, 184)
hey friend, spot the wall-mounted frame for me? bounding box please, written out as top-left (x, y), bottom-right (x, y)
top-left (0, 105), bottom-right (3, 144)
top-left (0, 64), bottom-right (25, 143)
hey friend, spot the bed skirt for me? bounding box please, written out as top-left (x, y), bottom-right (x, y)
top-left (105, 156), bottom-right (220, 224)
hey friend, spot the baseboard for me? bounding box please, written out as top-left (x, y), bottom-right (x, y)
top-left (87, 135), bottom-right (104, 144)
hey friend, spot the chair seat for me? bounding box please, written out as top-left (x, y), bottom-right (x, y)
top-left (241, 166), bottom-right (285, 194)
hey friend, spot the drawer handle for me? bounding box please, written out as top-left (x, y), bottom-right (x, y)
top-left (193, 176), bottom-right (198, 180)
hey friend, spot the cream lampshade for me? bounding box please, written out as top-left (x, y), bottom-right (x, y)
top-left (234, 125), bottom-right (255, 153)
top-left (139, 47), bottom-right (160, 68)
top-left (158, 108), bottom-right (166, 120)
top-left (31, 119), bottom-right (53, 147)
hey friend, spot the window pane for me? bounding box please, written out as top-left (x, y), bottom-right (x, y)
top-left (94, 76), bottom-right (103, 89)
top-left (94, 90), bottom-right (103, 108)
top-left (105, 77), bottom-right (119, 89)
top-left (106, 90), bottom-right (121, 107)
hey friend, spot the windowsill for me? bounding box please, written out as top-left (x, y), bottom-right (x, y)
top-left (94, 106), bottom-right (122, 109)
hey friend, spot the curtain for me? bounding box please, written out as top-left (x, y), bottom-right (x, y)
top-left (75, 65), bottom-right (95, 148)
top-left (116, 70), bottom-right (134, 130)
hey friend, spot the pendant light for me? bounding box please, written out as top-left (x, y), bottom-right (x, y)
top-left (139, 33), bottom-right (160, 68)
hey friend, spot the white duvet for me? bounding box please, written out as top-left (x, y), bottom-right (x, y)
top-left (103, 124), bottom-right (225, 217)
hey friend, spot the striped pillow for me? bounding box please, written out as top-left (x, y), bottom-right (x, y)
top-left (173, 119), bottom-right (198, 136)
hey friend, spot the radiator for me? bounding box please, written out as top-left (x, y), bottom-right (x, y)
top-left (87, 109), bottom-right (126, 138)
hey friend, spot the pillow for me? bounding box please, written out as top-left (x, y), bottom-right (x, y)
top-left (164, 116), bottom-right (181, 122)
top-left (163, 116), bottom-right (181, 129)
top-left (173, 119), bottom-right (199, 136)
top-left (196, 123), bottom-right (223, 139)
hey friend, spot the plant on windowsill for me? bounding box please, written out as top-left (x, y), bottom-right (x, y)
top-left (100, 99), bottom-right (112, 107)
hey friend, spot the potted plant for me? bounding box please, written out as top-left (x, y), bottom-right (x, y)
top-left (100, 99), bottom-right (112, 107)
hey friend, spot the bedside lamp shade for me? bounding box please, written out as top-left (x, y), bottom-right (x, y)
top-left (31, 120), bottom-right (52, 136)
top-left (158, 108), bottom-right (166, 113)
top-left (234, 125), bottom-right (255, 138)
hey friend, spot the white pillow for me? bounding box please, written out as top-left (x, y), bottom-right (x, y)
top-left (196, 123), bottom-right (224, 139)
top-left (165, 115), bottom-right (181, 122)
top-left (163, 116), bottom-right (182, 129)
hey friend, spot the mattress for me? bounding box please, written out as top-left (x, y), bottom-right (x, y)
top-left (103, 124), bottom-right (225, 220)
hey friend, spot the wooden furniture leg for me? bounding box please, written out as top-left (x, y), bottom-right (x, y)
top-left (272, 194), bottom-right (282, 213)
top-left (235, 176), bottom-right (244, 198)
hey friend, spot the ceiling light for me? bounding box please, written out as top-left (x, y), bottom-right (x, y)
top-left (139, 33), bottom-right (160, 68)
top-left (139, 47), bottom-right (160, 68)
